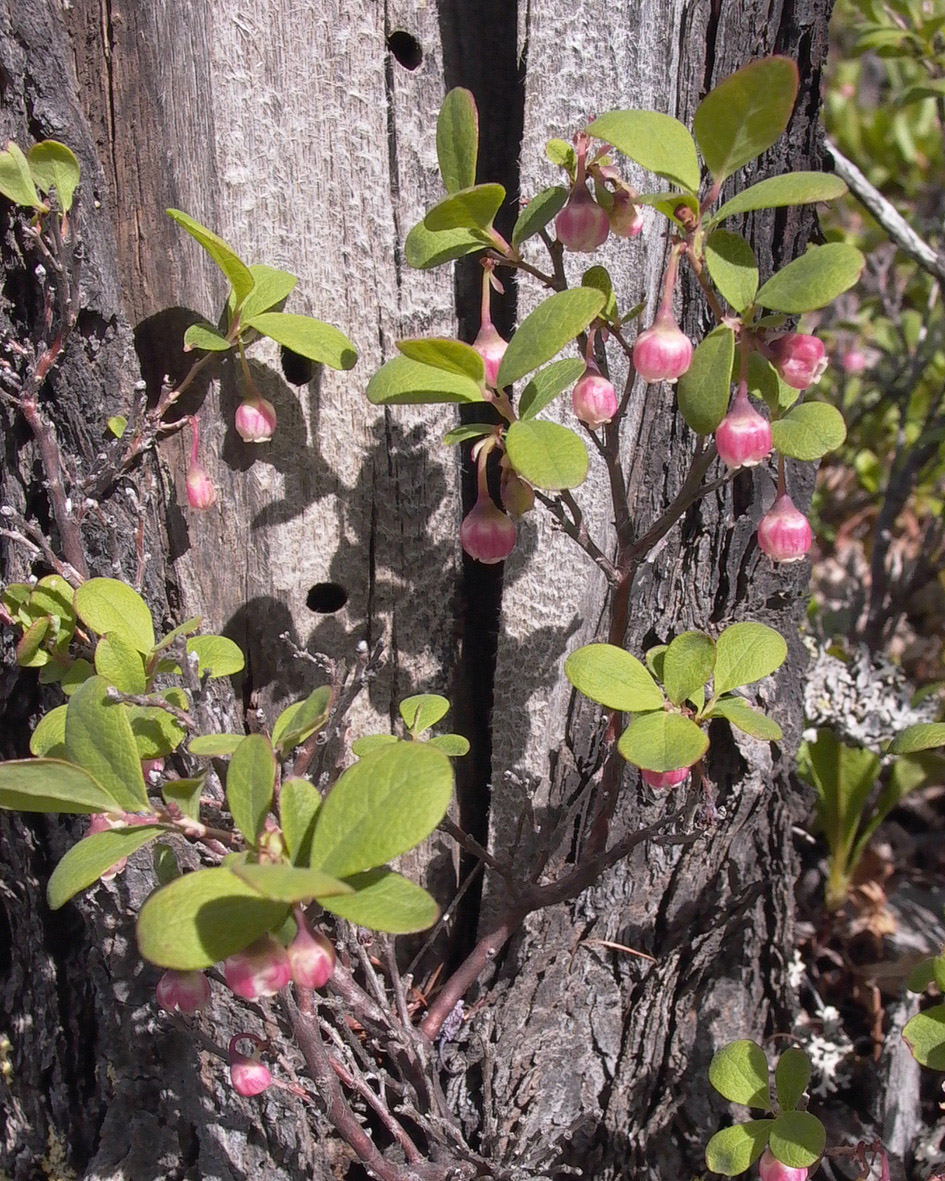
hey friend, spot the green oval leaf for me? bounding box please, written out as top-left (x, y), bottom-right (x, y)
top-left (890, 722), bottom-right (945, 755)
top-left (17, 616), bottom-right (50, 667)
top-left (397, 338), bottom-right (485, 383)
top-left (705, 230), bottom-right (758, 313)
top-left (231, 263), bottom-right (298, 322)
top-left (183, 322), bottom-right (232, 352)
top-left (233, 862), bottom-right (353, 902)
top-left (676, 325), bottom-right (735, 435)
top-left (272, 686), bottom-right (332, 753)
top-left (245, 312), bottom-right (357, 371)
top-left (705, 1121), bottom-right (773, 1176)
top-left (280, 778), bottom-right (322, 865)
top-left (30, 704), bottom-right (68, 757)
top-left (189, 733), bottom-right (244, 756)
top-left (437, 87), bottom-right (478, 194)
top-left (162, 775), bottom-right (204, 822)
top-left (756, 243), bottom-right (865, 313)
top-left (0, 141), bottom-right (43, 209)
top-left (27, 140), bottom-right (80, 212)
top-left (167, 208), bottom-right (254, 306)
top-left (319, 868), bottom-right (440, 934)
top-left (767, 1111), bottom-right (826, 1169)
top-left (424, 183), bottom-right (505, 232)
top-left (906, 957), bottom-right (936, 994)
top-left (693, 57), bottom-right (799, 183)
top-left (496, 288), bottom-right (605, 389)
top-left (663, 632), bottom-right (716, 706)
top-left (186, 634), bottom-right (245, 678)
top-left (770, 402), bottom-right (847, 461)
top-left (617, 711), bottom-right (709, 772)
top-left (351, 734), bottom-right (401, 757)
top-left (47, 825), bottom-right (164, 909)
top-left (426, 733), bottom-right (470, 756)
top-left (512, 185), bottom-right (569, 247)
top-left (65, 676), bottom-right (149, 811)
top-left (443, 423), bottom-right (494, 446)
top-left (586, 110), bottom-right (701, 192)
top-left (136, 866), bottom-right (287, 969)
top-left (308, 743), bottom-right (453, 878)
top-left (706, 697), bottom-right (783, 741)
top-left (565, 643), bottom-right (665, 713)
top-left (128, 690), bottom-right (189, 759)
top-left (505, 420), bottom-right (588, 491)
top-left (714, 623), bottom-right (787, 696)
top-left (94, 631), bottom-right (147, 694)
top-left (712, 171), bottom-right (848, 223)
top-left (775, 1047), bottom-right (811, 1112)
top-left (404, 221), bottom-right (486, 269)
top-left (74, 578), bottom-right (155, 654)
top-left (399, 694), bottom-right (450, 735)
top-left (903, 1004), bottom-right (945, 1069)
top-left (367, 355), bottom-right (487, 405)
top-left (0, 758), bottom-right (120, 813)
top-left (226, 734), bottom-right (275, 846)
top-left (518, 359), bottom-right (586, 420)
top-left (709, 1039), bottom-right (773, 1108)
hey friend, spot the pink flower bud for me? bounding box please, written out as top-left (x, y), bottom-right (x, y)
top-left (235, 395), bottom-right (277, 443)
top-left (141, 758), bottom-right (165, 782)
top-left (841, 348), bottom-right (867, 375)
top-left (633, 313), bottom-right (693, 384)
top-left (474, 322), bottom-right (508, 389)
top-left (223, 933), bottom-right (291, 999)
top-left (715, 385), bottom-right (773, 470)
top-left (758, 1149), bottom-right (808, 1181)
top-left (500, 464), bottom-right (535, 518)
top-left (86, 813), bottom-right (128, 880)
top-left (768, 333), bottom-right (827, 390)
top-left (571, 362), bottom-right (619, 427)
top-left (287, 920), bottom-right (336, 989)
top-left (641, 767), bottom-right (691, 789)
top-left (156, 969), bottom-right (211, 1014)
top-left (460, 492), bottom-right (516, 564)
top-left (555, 183), bottom-right (610, 253)
top-left (185, 464), bottom-right (216, 510)
top-left (228, 1034), bottom-right (272, 1097)
top-left (608, 190), bottom-right (643, 238)
top-left (758, 493), bottom-right (813, 563)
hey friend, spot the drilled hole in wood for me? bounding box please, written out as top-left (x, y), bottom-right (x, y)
top-left (387, 30), bottom-right (422, 70)
top-left (306, 582), bottom-right (348, 613)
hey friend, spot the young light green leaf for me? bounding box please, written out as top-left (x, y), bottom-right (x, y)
top-left (226, 734), bottom-right (275, 847)
top-left (186, 635), bottom-right (245, 678)
top-left (496, 288), bottom-right (605, 388)
top-left (17, 617), bottom-right (50, 667)
top-left (693, 57), bottom-right (799, 183)
top-left (707, 697), bottom-right (783, 742)
top-left (512, 185), bottom-right (569, 247)
top-left (676, 325), bottom-right (735, 435)
top-left (505, 420), bottom-right (588, 490)
top-left (663, 632), bottom-right (716, 707)
top-left (0, 141), bottom-right (44, 209)
top-left (27, 141), bottom-right (80, 212)
top-left (308, 743), bottom-right (453, 878)
top-left (280, 777), bottom-right (322, 865)
top-left (565, 643), bottom-right (665, 713)
top-left (890, 722), bottom-right (945, 755)
top-left (437, 87), bottom-right (478, 194)
top-left (404, 221), bottom-right (486, 269)
top-left (518, 359), bottom-right (586, 420)
top-left (903, 1005), bottom-right (945, 1069)
top-left (319, 868), bottom-right (440, 934)
top-left (774, 1047), bottom-right (811, 1112)
top-left (424, 183), bottom-right (505, 232)
top-left (585, 110), bottom-right (701, 192)
top-left (151, 616), bottom-right (203, 654)
top-left (397, 338), bottom-right (485, 383)
top-left (245, 312), bottom-right (357, 371)
top-left (367, 355), bottom-right (487, 405)
top-left (426, 733), bottom-right (470, 756)
top-left (183, 323), bottom-right (232, 352)
top-left (546, 139), bottom-right (576, 173)
top-left (705, 1122), bottom-right (773, 1177)
top-left (162, 775), bottom-right (204, 822)
top-left (231, 263), bottom-right (298, 322)
top-left (188, 733), bottom-right (244, 756)
top-left (62, 658), bottom-right (94, 696)
top-left (107, 415), bottom-right (128, 438)
top-left (582, 266), bottom-right (618, 324)
top-left (128, 694), bottom-right (188, 759)
top-left (47, 825), bottom-right (164, 909)
top-left (351, 734), bottom-right (400, 756)
top-left (65, 676), bottom-right (149, 810)
top-left (756, 243), bottom-right (865, 313)
top-left (94, 631), bottom-right (147, 694)
top-left (617, 712), bottom-right (709, 772)
top-left (767, 1112), bottom-right (826, 1169)
top-left (714, 622), bottom-right (787, 696)
top-left (712, 172), bottom-right (848, 224)
top-left (708, 1039), bottom-right (773, 1108)
top-left (770, 402), bottom-right (847, 461)
top-left (233, 862), bottom-right (353, 902)
top-left (705, 230), bottom-right (759, 313)
top-left (136, 866), bottom-right (287, 969)
top-left (30, 704), bottom-right (68, 757)
top-left (167, 208), bottom-right (254, 306)
top-left (0, 758), bottom-right (120, 813)
top-left (443, 423), bottom-right (494, 446)
top-left (399, 694), bottom-right (450, 735)
top-left (635, 191), bottom-right (700, 224)
top-left (271, 686), bottom-right (331, 752)
top-left (75, 578), bottom-right (155, 654)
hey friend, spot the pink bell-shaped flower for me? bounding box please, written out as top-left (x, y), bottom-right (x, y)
top-left (641, 767), bottom-right (691, 789)
top-left (715, 383), bottom-right (773, 469)
top-left (757, 493), bottom-right (813, 563)
top-left (500, 463), bottom-right (535, 519)
top-left (572, 360), bottom-right (618, 427)
top-left (156, 969), bottom-right (212, 1015)
top-left (228, 1034), bottom-right (272, 1097)
top-left (608, 189), bottom-right (643, 238)
top-left (460, 493), bottom-right (516, 564)
top-left (633, 312), bottom-right (693, 384)
top-left (768, 333), bottom-right (827, 390)
top-left (235, 394), bottom-right (277, 443)
top-left (473, 264), bottom-right (508, 388)
top-left (758, 1149), bottom-right (808, 1181)
top-left (287, 915), bottom-right (336, 989)
top-left (223, 933), bottom-right (291, 999)
top-left (185, 414), bottom-right (216, 509)
top-left (555, 138), bottom-right (609, 253)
